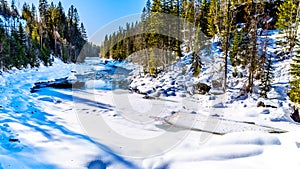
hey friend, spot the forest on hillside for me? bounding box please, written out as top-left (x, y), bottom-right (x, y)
top-left (0, 0), bottom-right (99, 70)
top-left (1, 0), bottom-right (300, 104)
top-left (101, 0), bottom-right (300, 104)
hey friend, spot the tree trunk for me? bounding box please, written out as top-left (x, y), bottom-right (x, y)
top-left (224, 0), bottom-right (231, 91)
top-left (247, 0), bottom-right (258, 93)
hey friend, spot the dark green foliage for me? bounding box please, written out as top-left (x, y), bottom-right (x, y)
top-left (0, 0), bottom-right (94, 70)
top-left (99, 0), bottom-right (296, 98)
top-left (290, 79), bottom-right (300, 103)
top-left (238, 27), bottom-right (251, 67)
top-left (198, 0), bottom-right (210, 37)
top-left (229, 30), bottom-right (241, 67)
top-left (101, 0), bottom-right (191, 72)
top-left (275, 0), bottom-right (300, 104)
top-left (275, 0), bottom-right (299, 58)
top-left (190, 53), bottom-right (202, 77)
top-left (290, 45), bottom-right (300, 103)
top-left (207, 0), bottom-right (220, 37)
top-left (260, 57), bottom-right (274, 98)
top-left (232, 68), bottom-right (238, 78)
top-left (99, 0), bottom-right (277, 76)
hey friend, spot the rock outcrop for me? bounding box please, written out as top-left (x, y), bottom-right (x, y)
top-left (31, 77), bottom-right (84, 93)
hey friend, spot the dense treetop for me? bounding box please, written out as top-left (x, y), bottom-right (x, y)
top-left (100, 0), bottom-right (300, 103)
top-left (0, 0), bottom-right (99, 69)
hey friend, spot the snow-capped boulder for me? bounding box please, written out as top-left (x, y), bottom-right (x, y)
top-left (212, 80), bottom-right (223, 89)
top-left (194, 83), bottom-right (211, 95)
top-left (257, 101), bottom-right (277, 108)
top-left (30, 77), bottom-right (85, 93)
top-left (291, 106), bottom-right (300, 123)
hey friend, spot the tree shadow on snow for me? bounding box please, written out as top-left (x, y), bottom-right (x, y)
top-left (1, 87), bottom-right (138, 169)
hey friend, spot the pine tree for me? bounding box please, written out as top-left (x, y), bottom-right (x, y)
top-left (246, 0), bottom-right (259, 93)
top-left (198, 0), bottom-right (210, 36)
top-left (0, 0), bottom-right (10, 19)
top-left (190, 53), bottom-right (202, 77)
top-left (207, 0), bottom-right (220, 37)
top-left (151, 0), bottom-right (162, 13)
top-left (149, 49), bottom-right (159, 76)
top-left (0, 0), bottom-right (89, 68)
top-left (16, 23), bottom-right (27, 67)
top-left (39, 0), bottom-right (48, 23)
top-left (272, 1), bottom-right (300, 103)
top-left (258, 5), bottom-right (272, 82)
top-left (9, 0), bottom-right (18, 22)
top-left (223, 0), bottom-right (234, 91)
top-left (239, 26), bottom-right (250, 67)
top-left (0, 0), bottom-right (10, 37)
top-left (230, 30), bottom-right (241, 67)
top-left (275, 0), bottom-right (299, 59)
top-left (148, 0), bottom-right (163, 48)
top-left (260, 57), bottom-right (274, 98)
top-left (290, 29), bottom-right (300, 103)
top-left (47, 2), bottom-right (56, 54)
top-left (80, 22), bottom-right (87, 40)
top-left (146, 0), bottom-right (152, 15)
top-left (174, 0), bottom-right (183, 58)
top-left (290, 49), bottom-right (300, 103)
top-left (0, 17), bottom-right (8, 69)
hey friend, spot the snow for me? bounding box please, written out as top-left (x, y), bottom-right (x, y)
top-left (1, 31), bottom-right (300, 169)
top-left (0, 58), bottom-right (137, 169)
top-left (209, 132), bottom-right (281, 145)
top-left (85, 80), bottom-right (107, 89)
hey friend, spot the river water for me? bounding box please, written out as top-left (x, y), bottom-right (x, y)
top-left (74, 57), bottom-right (136, 90)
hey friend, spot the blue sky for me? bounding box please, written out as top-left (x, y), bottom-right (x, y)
top-left (17, 0), bottom-right (147, 40)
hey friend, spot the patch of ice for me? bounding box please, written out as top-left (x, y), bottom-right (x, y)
top-left (85, 80), bottom-right (107, 89)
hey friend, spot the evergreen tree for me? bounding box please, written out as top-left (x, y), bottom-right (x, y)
top-left (0, 0), bottom-right (10, 19)
top-left (148, 49), bottom-right (159, 76)
top-left (10, 0), bottom-right (18, 19)
top-left (148, 0), bottom-right (163, 48)
top-left (17, 23), bottom-right (27, 67)
top-left (290, 47), bottom-right (300, 103)
top-left (0, 17), bottom-right (8, 69)
top-left (239, 26), bottom-right (250, 67)
top-left (39, 0), bottom-right (48, 23)
top-left (0, 0), bottom-right (89, 68)
top-left (207, 0), bottom-right (220, 37)
top-left (190, 53), bottom-right (202, 77)
top-left (230, 30), bottom-right (242, 67)
top-left (80, 22), bottom-right (87, 40)
top-left (247, 0), bottom-right (260, 93)
top-left (146, 0), bottom-right (152, 15)
top-left (276, 0), bottom-right (300, 103)
top-left (198, 0), bottom-right (210, 36)
top-left (275, 0), bottom-right (299, 59)
top-left (260, 57), bottom-right (274, 98)
top-left (0, 0), bottom-right (10, 37)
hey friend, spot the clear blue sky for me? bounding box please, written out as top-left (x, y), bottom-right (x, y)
top-left (17, 0), bottom-right (147, 40)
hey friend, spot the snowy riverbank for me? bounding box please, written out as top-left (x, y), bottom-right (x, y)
top-left (0, 55), bottom-right (300, 169)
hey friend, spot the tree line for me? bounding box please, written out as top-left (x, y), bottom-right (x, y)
top-left (100, 0), bottom-right (187, 75)
top-left (0, 0), bottom-right (99, 70)
top-left (101, 0), bottom-right (300, 104)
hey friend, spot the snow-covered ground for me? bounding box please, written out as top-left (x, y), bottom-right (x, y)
top-left (1, 31), bottom-right (300, 169)
top-left (0, 59), bottom-right (138, 168)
